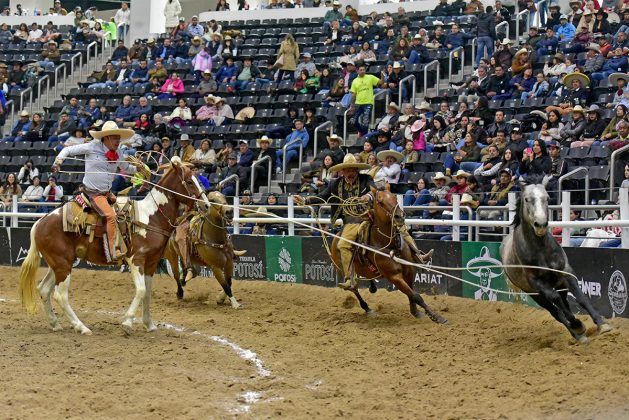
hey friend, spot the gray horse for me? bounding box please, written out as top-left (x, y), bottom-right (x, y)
top-left (500, 175), bottom-right (612, 343)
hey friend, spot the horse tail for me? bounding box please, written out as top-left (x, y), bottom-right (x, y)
top-left (18, 221), bottom-right (42, 315)
top-left (233, 249), bottom-right (247, 256)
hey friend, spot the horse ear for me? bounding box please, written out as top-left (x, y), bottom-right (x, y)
top-left (518, 178), bottom-right (527, 192)
top-left (541, 174), bottom-right (552, 188)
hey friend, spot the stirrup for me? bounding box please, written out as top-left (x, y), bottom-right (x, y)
top-left (338, 277), bottom-right (357, 290)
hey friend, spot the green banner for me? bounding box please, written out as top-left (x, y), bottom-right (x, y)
top-left (265, 236), bottom-right (303, 284)
top-left (461, 242), bottom-right (538, 307)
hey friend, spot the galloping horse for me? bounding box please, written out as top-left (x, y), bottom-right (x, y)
top-left (162, 191), bottom-right (246, 308)
top-left (331, 187), bottom-right (447, 323)
top-left (19, 157), bottom-right (205, 335)
top-left (500, 176), bottom-right (612, 342)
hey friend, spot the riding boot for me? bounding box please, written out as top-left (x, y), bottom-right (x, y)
top-left (338, 247), bottom-right (357, 290)
top-left (402, 232), bottom-right (433, 264)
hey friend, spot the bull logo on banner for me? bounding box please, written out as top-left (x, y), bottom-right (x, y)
top-left (608, 270), bottom-right (628, 316)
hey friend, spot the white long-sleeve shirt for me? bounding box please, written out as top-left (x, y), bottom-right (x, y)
top-left (57, 140), bottom-right (136, 192)
top-left (114, 8), bottom-right (131, 26)
top-left (22, 185), bottom-right (43, 201)
top-left (375, 163), bottom-right (401, 184)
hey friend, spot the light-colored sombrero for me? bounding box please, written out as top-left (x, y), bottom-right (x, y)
top-left (327, 134), bottom-right (343, 142)
top-left (562, 72), bottom-right (590, 87)
top-left (256, 135), bottom-right (272, 147)
top-left (376, 150), bottom-right (404, 163)
top-left (89, 120), bottom-right (134, 140)
top-left (205, 94), bottom-right (216, 103)
top-left (330, 154), bottom-right (371, 173)
top-left (235, 106), bottom-right (255, 121)
top-left (460, 193), bottom-right (477, 206)
top-left (609, 72), bottom-right (629, 85)
top-left (529, 110), bottom-right (548, 120)
top-left (431, 171), bottom-right (448, 182)
top-left (571, 105), bottom-right (586, 114)
top-left (417, 101), bottom-right (432, 111)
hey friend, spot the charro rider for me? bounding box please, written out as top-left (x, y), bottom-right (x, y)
top-left (54, 121), bottom-right (148, 262)
top-left (294, 154), bottom-right (432, 290)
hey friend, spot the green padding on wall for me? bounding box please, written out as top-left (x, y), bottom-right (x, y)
top-left (265, 236), bottom-right (303, 284)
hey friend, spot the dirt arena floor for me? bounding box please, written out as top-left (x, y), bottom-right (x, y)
top-left (1, 266), bottom-right (629, 419)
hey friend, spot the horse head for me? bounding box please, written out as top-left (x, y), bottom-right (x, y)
top-left (370, 186), bottom-right (405, 230)
top-left (159, 156), bottom-right (204, 207)
top-left (205, 190), bottom-right (231, 221)
top-left (517, 175), bottom-right (551, 237)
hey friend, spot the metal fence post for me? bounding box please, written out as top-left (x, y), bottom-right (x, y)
top-left (452, 194), bottom-right (460, 241)
top-left (287, 196), bottom-right (295, 236)
top-left (561, 191), bottom-right (571, 247)
top-left (233, 196), bottom-right (240, 234)
top-left (620, 188), bottom-right (629, 249)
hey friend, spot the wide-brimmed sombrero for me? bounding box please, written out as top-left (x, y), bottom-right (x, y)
top-left (89, 120), bottom-right (134, 140)
top-left (609, 72), bottom-right (629, 85)
top-left (235, 106), bottom-right (255, 121)
top-left (530, 110), bottom-right (548, 120)
top-left (562, 72), bottom-right (590, 87)
top-left (330, 154), bottom-right (371, 172)
top-left (376, 150), bottom-right (404, 163)
top-left (465, 246), bottom-right (504, 278)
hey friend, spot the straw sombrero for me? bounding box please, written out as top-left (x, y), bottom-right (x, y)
top-left (571, 105), bottom-right (586, 115)
top-left (330, 154), bottom-right (371, 172)
top-left (89, 120), bottom-right (134, 140)
top-left (235, 106), bottom-right (255, 121)
top-left (376, 150), bottom-right (404, 163)
top-left (454, 169), bottom-right (470, 178)
top-left (609, 72), bottom-right (629, 85)
top-left (562, 72), bottom-right (590, 87)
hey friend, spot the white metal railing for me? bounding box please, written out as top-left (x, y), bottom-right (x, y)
top-left (54, 63), bottom-right (67, 98)
top-left (398, 74), bottom-right (416, 108)
top-left (558, 166), bottom-right (589, 206)
top-left (218, 174), bottom-right (240, 198)
top-left (18, 87), bottom-right (33, 116)
top-left (281, 138), bottom-right (304, 184)
top-left (371, 90), bottom-right (389, 129)
top-left (423, 60), bottom-right (440, 98)
top-left (87, 41), bottom-right (98, 72)
top-left (3, 190), bottom-right (628, 248)
top-left (250, 155), bottom-right (272, 193)
top-left (448, 46), bottom-right (464, 85)
top-left (609, 143), bottom-right (629, 201)
top-left (496, 21), bottom-right (509, 40)
top-left (37, 75), bottom-right (50, 109)
top-left (70, 52), bottom-right (83, 83)
top-left (313, 120), bottom-right (333, 157)
top-left (5, 99), bottom-right (14, 130)
top-left (343, 107), bottom-right (351, 145)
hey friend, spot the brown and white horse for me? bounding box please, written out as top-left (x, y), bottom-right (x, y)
top-left (18, 157), bottom-right (205, 335)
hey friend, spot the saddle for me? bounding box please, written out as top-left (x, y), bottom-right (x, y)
top-left (354, 221), bottom-right (378, 273)
top-left (61, 193), bottom-right (133, 256)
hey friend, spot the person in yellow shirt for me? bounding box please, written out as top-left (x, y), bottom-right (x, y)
top-left (349, 64), bottom-right (383, 136)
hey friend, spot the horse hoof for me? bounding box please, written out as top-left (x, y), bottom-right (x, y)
top-left (216, 292), bottom-right (227, 304)
top-left (429, 313), bottom-right (448, 324)
top-left (176, 290), bottom-right (184, 300)
top-left (144, 322), bottom-right (157, 332)
top-left (576, 335), bottom-right (589, 345)
top-left (51, 323), bottom-right (63, 332)
top-left (598, 323), bottom-right (613, 334)
top-left (366, 310), bottom-right (377, 318)
top-left (412, 311), bottom-right (424, 319)
top-left (77, 325), bottom-right (92, 335)
top-left (121, 322), bottom-right (134, 335)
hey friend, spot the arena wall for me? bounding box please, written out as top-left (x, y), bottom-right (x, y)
top-left (3, 228), bottom-right (628, 320)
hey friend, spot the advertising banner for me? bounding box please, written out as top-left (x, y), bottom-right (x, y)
top-left (460, 241), bottom-right (538, 308)
top-left (231, 235), bottom-right (267, 281)
top-left (564, 247), bottom-right (629, 319)
top-left (10, 228), bottom-right (33, 266)
top-left (265, 236), bottom-right (303, 283)
top-left (301, 237), bottom-right (339, 288)
top-left (415, 240), bottom-right (461, 296)
top-left (0, 228), bottom-right (10, 266)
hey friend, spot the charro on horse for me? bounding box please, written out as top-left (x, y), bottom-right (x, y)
top-left (294, 154), bottom-right (444, 321)
top-left (162, 191), bottom-right (246, 308)
top-left (18, 122), bottom-right (204, 335)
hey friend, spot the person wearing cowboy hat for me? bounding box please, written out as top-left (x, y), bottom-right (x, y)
top-left (251, 135), bottom-right (276, 188)
top-left (544, 72), bottom-right (590, 115)
top-left (5, 110), bottom-right (32, 142)
top-left (444, 170), bottom-right (470, 204)
top-left (374, 150), bottom-right (403, 185)
top-left (307, 134), bottom-right (345, 171)
top-left (570, 104), bottom-right (606, 148)
top-left (557, 14), bottom-right (577, 43)
top-left (55, 121), bottom-right (145, 262)
top-left (198, 70), bottom-right (218, 96)
top-left (195, 95), bottom-right (218, 123)
top-left (231, 56), bottom-right (261, 92)
top-left (591, 46), bottom-right (629, 81)
top-left (294, 155), bottom-right (431, 290)
top-left (211, 96), bottom-right (235, 126)
top-left (607, 73), bottom-right (629, 109)
top-left (386, 61), bottom-right (409, 102)
top-left (176, 133), bottom-right (196, 162)
top-left (558, 105), bottom-right (587, 144)
top-left (363, 102), bottom-right (400, 141)
top-left (526, 26), bottom-right (542, 49)
top-left (583, 43), bottom-right (604, 75)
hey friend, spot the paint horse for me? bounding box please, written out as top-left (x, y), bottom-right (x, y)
top-left (500, 175), bottom-right (612, 343)
top-left (332, 187), bottom-right (447, 323)
top-left (162, 191), bottom-right (246, 308)
top-left (19, 157), bottom-right (205, 335)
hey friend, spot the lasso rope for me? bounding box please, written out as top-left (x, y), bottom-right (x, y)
top-left (55, 161), bottom-right (575, 296)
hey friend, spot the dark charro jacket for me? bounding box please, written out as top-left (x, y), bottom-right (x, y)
top-left (304, 173), bottom-right (375, 224)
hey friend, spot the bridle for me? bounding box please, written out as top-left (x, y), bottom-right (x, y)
top-left (150, 164), bottom-right (203, 229)
top-left (372, 190), bottom-right (403, 248)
